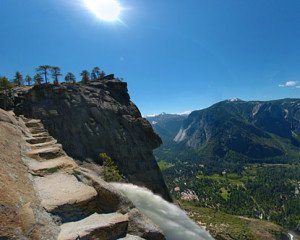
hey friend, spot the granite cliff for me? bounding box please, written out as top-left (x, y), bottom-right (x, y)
top-left (0, 109), bottom-right (166, 239)
top-left (1, 79), bottom-right (170, 201)
top-left (148, 99), bottom-right (300, 173)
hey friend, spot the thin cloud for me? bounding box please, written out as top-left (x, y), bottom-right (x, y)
top-left (279, 81), bottom-right (300, 88)
top-left (286, 81), bottom-right (298, 87)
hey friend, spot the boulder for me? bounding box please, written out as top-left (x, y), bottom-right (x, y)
top-left (58, 213), bottom-right (128, 240)
top-left (34, 173), bottom-right (100, 222)
top-left (127, 208), bottom-right (166, 240)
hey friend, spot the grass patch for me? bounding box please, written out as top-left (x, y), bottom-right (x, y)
top-left (158, 160), bottom-right (175, 171)
top-left (220, 188), bottom-right (230, 200)
top-left (100, 153), bottom-right (125, 182)
top-left (181, 202), bottom-right (286, 240)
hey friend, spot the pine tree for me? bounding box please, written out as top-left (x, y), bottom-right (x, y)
top-left (80, 70), bottom-right (90, 84)
top-left (99, 70), bottom-right (105, 78)
top-left (0, 77), bottom-right (11, 91)
top-left (0, 77), bottom-right (12, 110)
top-left (91, 67), bottom-right (100, 80)
top-left (13, 71), bottom-right (23, 86)
top-left (65, 72), bottom-right (76, 84)
top-left (36, 65), bottom-right (51, 84)
top-left (33, 73), bottom-right (43, 85)
top-left (51, 66), bottom-right (62, 85)
top-left (25, 75), bottom-right (32, 86)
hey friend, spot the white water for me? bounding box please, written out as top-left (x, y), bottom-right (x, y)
top-left (288, 233), bottom-right (294, 240)
top-left (112, 183), bottom-right (214, 240)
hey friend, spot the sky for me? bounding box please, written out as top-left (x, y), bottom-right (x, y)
top-left (0, 0), bottom-right (300, 115)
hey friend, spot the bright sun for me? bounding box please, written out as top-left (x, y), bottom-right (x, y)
top-left (84, 0), bottom-right (122, 22)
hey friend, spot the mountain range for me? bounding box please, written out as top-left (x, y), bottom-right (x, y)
top-left (147, 98), bottom-right (300, 173)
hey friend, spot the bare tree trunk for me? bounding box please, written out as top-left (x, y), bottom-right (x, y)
top-left (44, 71), bottom-right (48, 84)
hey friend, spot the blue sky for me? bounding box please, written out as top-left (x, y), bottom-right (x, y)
top-left (0, 0), bottom-right (300, 115)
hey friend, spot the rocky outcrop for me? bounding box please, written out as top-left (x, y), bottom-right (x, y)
top-left (154, 99), bottom-right (300, 169)
top-left (0, 110), bottom-right (166, 240)
top-left (4, 80), bottom-right (170, 201)
top-left (58, 213), bottom-right (129, 240)
top-left (0, 110), bottom-right (59, 240)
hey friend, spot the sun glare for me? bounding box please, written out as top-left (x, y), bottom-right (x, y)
top-left (83, 0), bottom-right (122, 22)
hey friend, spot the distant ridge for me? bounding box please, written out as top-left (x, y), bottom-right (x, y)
top-left (147, 98), bottom-right (300, 172)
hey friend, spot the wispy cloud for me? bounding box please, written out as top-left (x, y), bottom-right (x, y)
top-left (173, 110), bottom-right (192, 115)
top-left (279, 81), bottom-right (300, 88)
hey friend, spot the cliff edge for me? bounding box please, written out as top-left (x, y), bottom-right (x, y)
top-left (0, 109), bottom-right (166, 240)
top-left (2, 79), bottom-right (171, 200)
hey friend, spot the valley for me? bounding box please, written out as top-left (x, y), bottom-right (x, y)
top-left (147, 99), bottom-right (300, 240)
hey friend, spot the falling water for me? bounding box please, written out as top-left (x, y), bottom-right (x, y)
top-left (112, 183), bottom-right (214, 240)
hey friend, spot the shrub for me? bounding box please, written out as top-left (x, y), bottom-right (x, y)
top-left (99, 153), bottom-right (124, 182)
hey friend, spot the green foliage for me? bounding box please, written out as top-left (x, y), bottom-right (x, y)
top-left (158, 160), bottom-right (174, 171)
top-left (13, 71), bottom-right (23, 86)
top-left (181, 202), bottom-right (287, 240)
top-left (162, 162), bottom-right (300, 229)
top-left (0, 77), bottom-right (12, 91)
top-left (0, 76), bottom-right (12, 110)
top-left (91, 67), bottom-right (105, 80)
top-left (91, 67), bottom-right (100, 80)
top-left (25, 75), bottom-right (32, 86)
top-left (51, 66), bottom-right (62, 85)
top-left (65, 72), bottom-right (76, 84)
top-left (36, 65), bottom-right (51, 84)
top-left (99, 153), bottom-right (124, 182)
top-left (80, 70), bottom-right (90, 84)
top-left (34, 73), bottom-right (43, 85)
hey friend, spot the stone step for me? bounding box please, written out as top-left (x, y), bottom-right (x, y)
top-left (29, 127), bottom-right (48, 134)
top-left (25, 120), bottom-right (42, 128)
top-left (34, 173), bottom-right (101, 222)
top-left (26, 136), bottom-right (54, 145)
top-left (19, 115), bottom-right (30, 123)
top-left (32, 132), bottom-right (50, 138)
top-left (58, 213), bottom-right (128, 240)
top-left (27, 156), bottom-right (78, 176)
top-left (27, 146), bottom-right (65, 160)
top-left (30, 140), bottom-right (58, 149)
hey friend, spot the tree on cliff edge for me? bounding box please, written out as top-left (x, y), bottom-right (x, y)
top-left (91, 67), bottom-right (100, 80)
top-left (65, 72), bottom-right (76, 84)
top-left (0, 77), bottom-right (12, 110)
top-left (51, 66), bottom-right (62, 85)
top-left (0, 77), bottom-right (11, 91)
top-left (36, 65), bottom-right (51, 84)
top-left (13, 71), bottom-right (23, 86)
top-left (33, 73), bottom-right (43, 85)
top-left (80, 70), bottom-right (90, 84)
top-left (91, 67), bottom-right (105, 80)
top-left (25, 75), bottom-right (32, 86)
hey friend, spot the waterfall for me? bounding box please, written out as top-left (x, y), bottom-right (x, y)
top-left (112, 183), bottom-right (214, 240)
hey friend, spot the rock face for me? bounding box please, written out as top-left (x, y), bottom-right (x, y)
top-left (9, 80), bottom-right (170, 200)
top-left (0, 109), bottom-right (166, 240)
top-left (58, 213), bottom-right (129, 240)
top-left (146, 113), bottom-right (188, 143)
top-left (0, 110), bottom-right (60, 239)
top-left (175, 99), bottom-right (300, 160)
top-left (149, 99), bottom-right (300, 172)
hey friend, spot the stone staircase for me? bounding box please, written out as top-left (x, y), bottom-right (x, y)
top-left (20, 116), bottom-right (145, 240)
